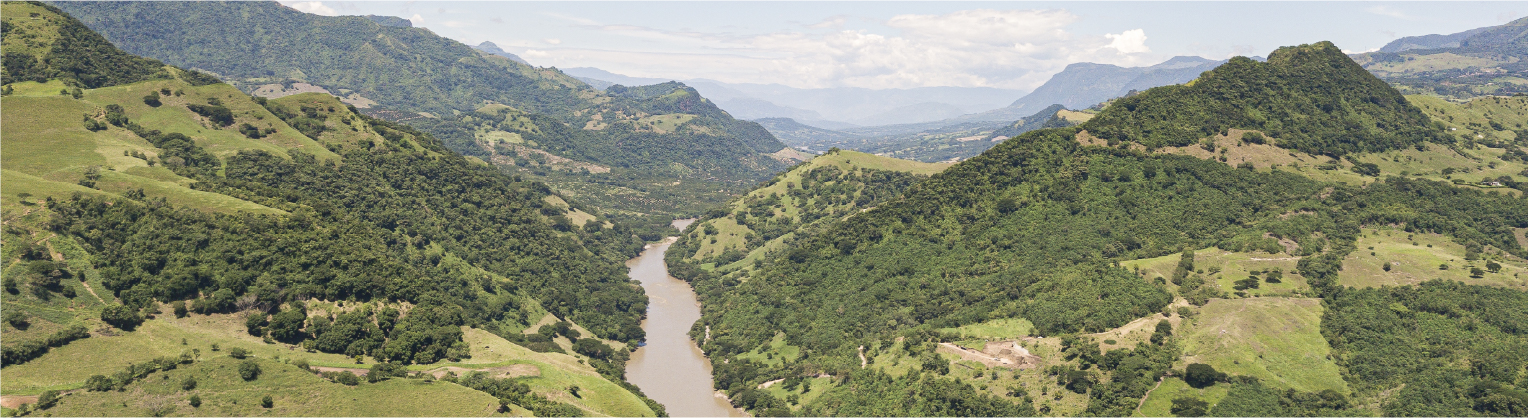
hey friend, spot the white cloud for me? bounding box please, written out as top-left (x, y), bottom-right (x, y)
top-left (444, 20), bottom-right (469, 28)
top-left (1342, 47), bottom-right (1379, 54)
top-left (545, 38), bottom-right (562, 45)
top-left (1365, 5), bottom-right (1414, 20)
top-left (886, 9), bottom-right (1076, 46)
top-left (409, 14), bottom-right (424, 25)
top-left (1104, 29), bottom-right (1149, 54)
top-left (280, 1), bottom-right (337, 16)
top-left (522, 8), bottom-right (1159, 90)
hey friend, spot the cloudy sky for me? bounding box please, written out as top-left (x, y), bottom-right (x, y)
top-left (280, 1), bottom-right (1525, 91)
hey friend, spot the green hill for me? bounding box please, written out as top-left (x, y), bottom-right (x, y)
top-left (1084, 42), bottom-right (1446, 156)
top-left (681, 43), bottom-right (1526, 417)
top-left (2, 4), bottom-right (657, 415)
top-left (50, 0), bottom-right (797, 224)
top-left (667, 150), bottom-right (950, 292)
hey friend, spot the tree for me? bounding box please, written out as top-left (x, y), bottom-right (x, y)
top-left (143, 91), bottom-right (162, 107)
top-left (189, 395), bottom-right (201, 408)
top-left (182, 376), bottom-right (197, 391)
top-left (1470, 267), bottom-right (1485, 278)
top-left (572, 338), bottom-right (613, 360)
top-left (1486, 262), bottom-right (1502, 273)
top-left (85, 375), bottom-right (114, 391)
top-left (1171, 397), bottom-right (1209, 417)
top-left (228, 347), bottom-right (249, 359)
top-left (245, 313), bottom-right (267, 337)
top-left (36, 390), bottom-right (59, 409)
top-left (3, 310), bottom-right (28, 329)
top-left (261, 394), bottom-right (273, 408)
top-left (101, 305), bottom-right (143, 330)
top-left (1185, 363), bottom-right (1224, 388)
top-left (172, 301), bottom-right (188, 318)
top-left (238, 359), bottom-right (261, 380)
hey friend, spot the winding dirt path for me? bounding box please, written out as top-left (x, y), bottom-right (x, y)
top-left (1136, 378), bottom-right (1166, 414)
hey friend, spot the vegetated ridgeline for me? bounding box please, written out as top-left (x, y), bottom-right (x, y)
top-left (669, 41), bottom-right (1526, 417)
top-left (1, 2), bottom-right (660, 415)
top-left (52, 0), bottom-right (799, 225)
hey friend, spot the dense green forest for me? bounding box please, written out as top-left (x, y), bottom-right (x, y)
top-left (1085, 42), bottom-right (1447, 156)
top-left (52, 1), bottom-right (795, 223)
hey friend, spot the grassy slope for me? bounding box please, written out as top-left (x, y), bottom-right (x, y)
top-left (1177, 298), bottom-right (1348, 394)
top-left (0, 77), bottom-right (329, 216)
top-left (3, 313), bottom-right (652, 417)
top-left (1122, 248), bottom-right (1310, 299)
top-left (1339, 227), bottom-right (1525, 289)
top-left (1135, 377), bottom-right (1230, 417)
top-left (37, 356), bottom-right (518, 417)
top-left (1129, 95), bottom-right (1526, 194)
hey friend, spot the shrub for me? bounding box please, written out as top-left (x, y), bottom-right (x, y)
top-left (101, 305), bottom-right (143, 330)
top-left (261, 395), bottom-right (273, 408)
top-left (172, 301), bottom-right (188, 318)
top-left (238, 360), bottom-right (261, 380)
top-left (189, 395), bottom-right (201, 408)
top-left (1185, 363), bottom-right (1225, 388)
top-left (1171, 396), bottom-right (1209, 417)
top-left (182, 376), bottom-right (197, 391)
top-left (143, 91), bottom-right (162, 107)
top-left (85, 374), bottom-right (114, 391)
top-left (228, 347), bottom-right (249, 359)
top-left (36, 390), bottom-right (59, 409)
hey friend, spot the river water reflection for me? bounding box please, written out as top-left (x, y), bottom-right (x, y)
top-left (625, 219), bottom-right (745, 417)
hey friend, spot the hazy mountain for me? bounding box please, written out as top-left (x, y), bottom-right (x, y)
top-left (719, 98), bottom-right (823, 121)
top-left (547, 69), bottom-right (1026, 126)
top-left (471, 41), bottom-right (528, 64)
top-left (1352, 17), bottom-right (1527, 98)
top-left (957, 56), bottom-right (1225, 122)
top-left (561, 67), bottom-right (672, 87)
top-left (752, 118), bottom-right (861, 151)
top-left (1377, 22), bottom-right (1499, 53)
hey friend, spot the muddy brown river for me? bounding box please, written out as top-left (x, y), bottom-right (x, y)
top-left (625, 219), bottom-right (746, 417)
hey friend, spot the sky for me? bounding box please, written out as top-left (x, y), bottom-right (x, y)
top-left (279, 1), bottom-right (1527, 91)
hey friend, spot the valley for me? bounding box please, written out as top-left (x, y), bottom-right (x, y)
top-left (2, 1), bottom-right (1526, 418)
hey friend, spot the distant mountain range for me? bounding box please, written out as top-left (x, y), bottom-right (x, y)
top-left (558, 67), bottom-right (1026, 128)
top-left (953, 56), bottom-right (1230, 123)
top-left (1351, 17), bottom-right (1527, 99)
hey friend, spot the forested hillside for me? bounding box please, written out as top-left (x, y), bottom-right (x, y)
top-left (668, 150), bottom-right (949, 287)
top-left (673, 42), bottom-right (1527, 417)
top-left (51, 0), bottom-right (797, 224)
top-left (1085, 42), bottom-right (1446, 156)
top-left (1, 3), bottom-right (661, 415)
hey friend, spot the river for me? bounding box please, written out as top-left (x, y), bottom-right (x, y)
top-left (625, 219), bottom-right (746, 417)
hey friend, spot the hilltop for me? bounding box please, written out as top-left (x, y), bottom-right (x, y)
top-left (668, 150), bottom-right (950, 290)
